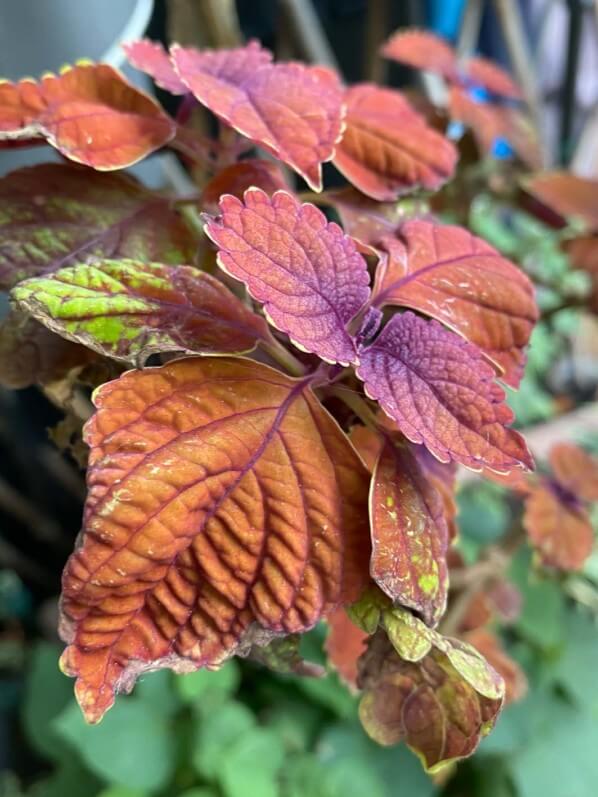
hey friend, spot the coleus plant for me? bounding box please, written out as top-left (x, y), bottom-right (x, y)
top-left (0, 32), bottom-right (540, 769)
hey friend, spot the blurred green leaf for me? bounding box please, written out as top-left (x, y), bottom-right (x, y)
top-left (96, 788), bottom-right (147, 797)
top-left (551, 609), bottom-right (598, 708)
top-left (220, 727), bottom-right (285, 797)
top-left (176, 661), bottom-right (240, 705)
top-left (176, 790), bottom-right (218, 797)
top-left (507, 374), bottom-right (555, 426)
top-left (135, 669), bottom-right (180, 716)
top-left (27, 758), bottom-right (102, 797)
top-left (53, 699), bottom-right (175, 792)
top-left (510, 549), bottom-right (565, 650)
top-left (457, 484), bottom-right (510, 544)
top-left (21, 642), bottom-right (73, 761)
top-left (191, 700), bottom-right (255, 780)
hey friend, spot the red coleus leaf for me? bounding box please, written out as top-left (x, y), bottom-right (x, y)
top-left (0, 163), bottom-right (196, 289)
top-left (523, 483), bottom-right (594, 571)
top-left (171, 41), bottom-right (344, 190)
top-left (201, 159), bottom-right (288, 213)
top-left (0, 311), bottom-right (96, 389)
top-left (204, 189), bottom-right (370, 365)
top-left (380, 29), bottom-right (459, 83)
top-left (356, 312), bottom-right (533, 473)
top-left (463, 629), bottom-right (527, 704)
top-left (465, 56), bottom-right (522, 99)
top-left (373, 219), bottom-right (538, 387)
top-left (358, 631), bottom-right (503, 770)
top-left (59, 357), bottom-right (370, 722)
top-left (524, 171), bottom-right (598, 230)
top-left (0, 63), bottom-right (174, 169)
top-left (550, 442), bottom-right (598, 502)
top-left (370, 435), bottom-right (449, 626)
top-left (12, 258), bottom-right (269, 364)
top-left (123, 39), bottom-right (188, 95)
top-left (333, 83), bottom-right (458, 201)
top-left (412, 447), bottom-right (458, 541)
top-left (325, 608), bottom-right (368, 689)
top-left (325, 187), bottom-right (405, 248)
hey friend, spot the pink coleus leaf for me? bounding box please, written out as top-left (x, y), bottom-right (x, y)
top-left (465, 55), bottom-right (522, 100)
top-left (333, 84), bottom-right (458, 201)
top-left (201, 159), bottom-right (288, 213)
top-left (204, 189), bottom-right (370, 365)
top-left (373, 220), bottom-right (538, 388)
top-left (380, 29), bottom-right (458, 82)
top-left (171, 41), bottom-right (344, 190)
top-left (0, 63), bottom-right (175, 169)
top-left (370, 435), bottom-right (449, 626)
top-left (549, 443), bottom-right (598, 502)
top-left (123, 39), bottom-right (188, 95)
top-left (356, 312), bottom-right (533, 473)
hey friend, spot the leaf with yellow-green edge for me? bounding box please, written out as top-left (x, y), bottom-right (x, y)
top-left (59, 356), bottom-right (370, 723)
top-left (0, 163), bottom-right (196, 290)
top-left (370, 435), bottom-right (449, 626)
top-left (12, 258), bottom-right (270, 364)
top-left (358, 631), bottom-right (503, 771)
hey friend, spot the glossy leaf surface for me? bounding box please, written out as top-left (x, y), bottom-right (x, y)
top-left (370, 436), bottom-right (449, 626)
top-left (373, 220), bottom-right (538, 386)
top-left (205, 189), bottom-right (370, 365)
top-left (0, 163), bottom-right (196, 289)
top-left (123, 39), bottom-right (188, 94)
top-left (0, 63), bottom-right (174, 168)
top-left (333, 84), bottom-right (457, 201)
top-left (13, 258), bottom-right (269, 363)
top-left (358, 632), bottom-right (503, 770)
top-left (523, 484), bottom-right (594, 571)
top-left (381, 29), bottom-right (458, 82)
top-left (171, 41), bottom-right (344, 190)
top-left (59, 357), bottom-right (370, 722)
top-left (356, 312), bottom-right (533, 472)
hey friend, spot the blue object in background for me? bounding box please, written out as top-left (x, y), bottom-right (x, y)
top-left (426, 0), bottom-right (466, 41)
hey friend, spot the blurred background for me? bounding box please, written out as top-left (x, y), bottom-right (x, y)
top-left (1, 1), bottom-right (598, 796)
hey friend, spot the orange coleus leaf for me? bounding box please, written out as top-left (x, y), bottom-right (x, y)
top-left (550, 442), bottom-right (598, 502)
top-left (200, 159), bottom-right (288, 213)
top-left (524, 171), bottom-right (598, 230)
top-left (325, 608), bottom-right (368, 689)
top-left (565, 236), bottom-right (598, 313)
top-left (0, 163), bottom-right (196, 290)
top-left (12, 258), bottom-right (270, 364)
top-left (372, 219), bottom-right (538, 387)
top-left (333, 84), bottom-right (457, 201)
top-left (204, 189), bottom-right (371, 366)
top-left (358, 631), bottom-right (503, 770)
top-left (0, 311), bottom-right (96, 389)
top-left (523, 483), bottom-right (594, 571)
top-left (0, 63), bottom-right (175, 169)
top-left (59, 357), bottom-right (370, 722)
top-left (349, 424), bottom-right (384, 472)
top-left (123, 39), bottom-right (188, 95)
top-left (370, 435), bottom-right (449, 626)
top-left (356, 312), bottom-right (533, 473)
top-left (463, 629), bottom-right (527, 705)
top-left (171, 41), bottom-right (344, 190)
top-left (381, 29), bottom-right (458, 82)
top-left (325, 187), bottom-right (404, 248)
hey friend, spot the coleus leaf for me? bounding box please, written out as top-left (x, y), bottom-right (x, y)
top-left (201, 159), bottom-right (288, 213)
top-left (380, 29), bottom-right (459, 83)
top-left (324, 608), bottom-right (368, 689)
top-left (372, 219), bottom-right (538, 387)
top-left (356, 312), bottom-right (533, 473)
top-left (325, 187), bottom-right (404, 248)
top-left (204, 189), bottom-right (370, 365)
top-left (370, 435), bottom-right (449, 626)
top-left (332, 83), bottom-right (458, 201)
top-left (0, 163), bottom-right (196, 289)
top-left (0, 310), bottom-right (96, 389)
top-left (171, 41), bottom-right (344, 190)
top-left (12, 258), bottom-right (269, 364)
top-left (566, 236), bottom-right (598, 313)
top-left (247, 634), bottom-right (324, 677)
top-left (524, 171), bottom-right (598, 230)
top-left (464, 629), bottom-right (527, 705)
top-left (549, 442), bottom-right (598, 502)
top-left (358, 630), bottom-right (503, 770)
top-left (123, 39), bottom-right (188, 95)
top-left (0, 63), bottom-right (175, 169)
top-left (523, 483), bottom-right (594, 571)
top-left (465, 56), bottom-right (522, 99)
top-left (59, 357), bottom-right (370, 722)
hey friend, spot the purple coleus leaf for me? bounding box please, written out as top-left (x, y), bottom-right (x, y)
top-left (204, 189), bottom-right (371, 365)
top-left (356, 312), bottom-right (533, 473)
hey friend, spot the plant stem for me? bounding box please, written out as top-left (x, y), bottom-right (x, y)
top-left (326, 385), bottom-right (380, 429)
top-left (180, 204), bottom-right (206, 239)
top-left (261, 338), bottom-right (307, 377)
